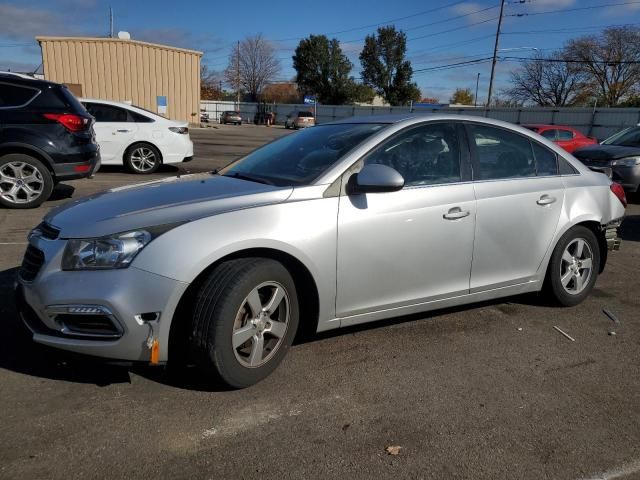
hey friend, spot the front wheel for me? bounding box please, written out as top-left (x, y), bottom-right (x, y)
top-left (544, 226), bottom-right (600, 306)
top-left (190, 258), bottom-right (299, 388)
top-left (0, 154), bottom-right (53, 209)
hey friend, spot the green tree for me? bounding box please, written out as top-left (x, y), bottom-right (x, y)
top-left (349, 83), bottom-right (376, 104)
top-left (359, 26), bottom-right (421, 106)
top-left (293, 35), bottom-right (356, 105)
top-left (449, 88), bottom-right (475, 105)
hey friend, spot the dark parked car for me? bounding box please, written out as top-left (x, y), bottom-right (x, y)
top-left (573, 126), bottom-right (640, 192)
top-left (0, 72), bottom-right (99, 208)
top-left (220, 110), bottom-right (242, 125)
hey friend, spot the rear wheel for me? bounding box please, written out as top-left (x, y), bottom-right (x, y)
top-left (0, 154), bottom-right (53, 209)
top-left (544, 226), bottom-right (600, 306)
top-left (190, 258), bottom-right (299, 388)
top-left (124, 143), bottom-right (161, 174)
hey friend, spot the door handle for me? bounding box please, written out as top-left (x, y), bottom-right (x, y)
top-left (443, 207), bottom-right (470, 220)
top-left (114, 129), bottom-right (131, 134)
top-left (536, 195), bottom-right (557, 206)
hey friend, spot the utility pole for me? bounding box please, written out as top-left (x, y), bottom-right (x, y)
top-left (109, 7), bottom-right (114, 38)
top-left (236, 40), bottom-right (240, 107)
top-left (487, 0), bottom-right (505, 106)
top-left (475, 72), bottom-right (480, 107)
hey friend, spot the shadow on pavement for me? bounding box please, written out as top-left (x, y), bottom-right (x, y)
top-left (0, 267), bottom-right (132, 387)
top-left (620, 214), bottom-right (640, 242)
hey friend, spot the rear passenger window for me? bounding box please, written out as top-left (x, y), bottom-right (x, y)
top-left (129, 110), bottom-right (153, 123)
top-left (469, 124), bottom-right (536, 180)
top-left (84, 103), bottom-right (128, 122)
top-left (532, 142), bottom-right (558, 176)
top-left (0, 83), bottom-right (39, 107)
top-left (559, 157), bottom-right (579, 175)
top-left (541, 130), bottom-right (557, 140)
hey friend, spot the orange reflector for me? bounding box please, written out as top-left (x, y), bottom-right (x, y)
top-left (73, 164), bottom-right (91, 173)
top-left (150, 339), bottom-right (160, 365)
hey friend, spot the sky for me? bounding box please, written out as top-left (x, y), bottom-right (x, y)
top-left (2, 0), bottom-right (640, 104)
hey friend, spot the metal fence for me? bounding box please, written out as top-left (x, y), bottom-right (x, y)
top-left (201, 100), bottom-right (640, 141)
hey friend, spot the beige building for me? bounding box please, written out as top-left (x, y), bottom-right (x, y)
top-left (37, 35), bottom-right (202, 124)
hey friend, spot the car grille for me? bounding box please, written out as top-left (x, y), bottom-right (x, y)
top-left (19, 245), bottom-right (45, 282)
top-left (39, 222), bottom-right (60, 240)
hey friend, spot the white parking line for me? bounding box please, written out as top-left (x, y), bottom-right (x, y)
top-left (581, 459), bottom-right (640, 480)
top-left (0, 242), bottom-right (27, 245)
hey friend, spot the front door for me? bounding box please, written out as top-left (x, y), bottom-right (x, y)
top-left (336, 122), bottom-right (476, 318)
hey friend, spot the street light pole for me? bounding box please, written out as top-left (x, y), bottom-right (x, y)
top-left (487, 0), bottom-right (505, 106)
top-left (475, 73), bottom-right (480, 107)
top-left (236, 40), bottom-right (240, 108)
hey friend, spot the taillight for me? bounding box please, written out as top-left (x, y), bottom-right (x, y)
top-left (610, 182), bottom-right (627, 208)
top-left (169, 126), bottom-right (188, 134)
top-left (43, 113), bottom-right (89, 132)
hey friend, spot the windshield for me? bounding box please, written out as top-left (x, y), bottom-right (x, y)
top-left (220, 123), bottom-right (387, 186)
top-left (602, 126), bottom-right (640, 147)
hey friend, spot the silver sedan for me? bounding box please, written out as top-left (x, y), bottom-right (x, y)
top-left (16, 115), bottom-right (626, 387)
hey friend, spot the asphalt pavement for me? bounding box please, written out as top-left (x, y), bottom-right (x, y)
top-left (1, 124), bottom-right (639, 480)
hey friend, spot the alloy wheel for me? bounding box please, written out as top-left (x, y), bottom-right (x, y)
top-left (559, 238), bottom-right (593, 295)
top-left (231, 281), bottom-right (290, 368)
top-left (130, 147), bottom-right (157, 172)
top-left (0, 161), bottom-right (45, 205)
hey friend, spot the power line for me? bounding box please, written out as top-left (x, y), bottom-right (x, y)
top-left (408, 17), bottom-right (498, 42)
top-left (275, 0), bottom-right (469, 42)
top-left (507, 0), bottom-right (640, 17)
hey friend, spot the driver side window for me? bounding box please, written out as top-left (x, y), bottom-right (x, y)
top-left (364, 123), bottom-right (461, 187)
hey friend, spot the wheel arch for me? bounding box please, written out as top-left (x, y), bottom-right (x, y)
top-left (123, 140), bottom-right (164, 165)
top-left (168, 247), bottom-right (320, 363)
top-left (0, 143), bottom-right (55, 174)
top-left (545, 218), bottom-right (607, 277)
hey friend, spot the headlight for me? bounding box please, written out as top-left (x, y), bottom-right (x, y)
top-left (611, 157), bottom-right (640, 167)
top-left (61, 224), bottom-right (181, 270)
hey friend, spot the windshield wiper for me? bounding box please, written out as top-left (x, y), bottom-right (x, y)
top-left (222, 172), bottom-right (274, 185)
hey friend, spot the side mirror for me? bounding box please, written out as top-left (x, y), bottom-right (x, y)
top-left (348, 164), bottom-right (405, 194)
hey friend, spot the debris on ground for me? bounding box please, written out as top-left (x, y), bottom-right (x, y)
top-left (553, 326), bottom-right (576, 342)
top-left (609, 331), bottom-right (617, 336)
top-left (517, 327), bottom-right (523, 331)
top-left (603, 308), bottom-right (621, 324)
top-left (385, 446), bottom-right (402, 455)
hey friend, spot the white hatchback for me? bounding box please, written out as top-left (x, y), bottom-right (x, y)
top-left (81, 99), bottom-right (194, 174)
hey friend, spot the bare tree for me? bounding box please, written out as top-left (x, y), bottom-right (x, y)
top-left (224, 34), bottom-right (280, 101)
top-left (565, 27), bottom-right (640, 106)
top-left (504, 51), bottom-right (588, 106)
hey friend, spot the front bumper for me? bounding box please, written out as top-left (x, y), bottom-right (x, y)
top-left (15, 235), bottom-right (188, 362)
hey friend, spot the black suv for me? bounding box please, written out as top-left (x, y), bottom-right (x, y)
top-left (0, 72), bottom-right (100, 208)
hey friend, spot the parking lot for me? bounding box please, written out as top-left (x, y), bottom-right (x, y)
top-left (1, 124), bottom-right (640, 480)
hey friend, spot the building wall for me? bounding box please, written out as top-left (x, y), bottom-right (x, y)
top-left (38, 37), bottom-right (201, 124)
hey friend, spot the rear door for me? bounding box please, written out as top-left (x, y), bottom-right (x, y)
top-left (466, 123), bottom-right (564, 291)
top-left (337, 122), bottom-right (476, 318)
top-left (83, 102), bottom-right (138, 164)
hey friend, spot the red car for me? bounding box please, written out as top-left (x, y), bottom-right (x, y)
top-left (523, 124), bottom-right (598, 153)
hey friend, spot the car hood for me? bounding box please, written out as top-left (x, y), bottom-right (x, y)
top-left (573, 144), bottom-right (640, 161)
top-left (45, 174), bottom-right (293, 238)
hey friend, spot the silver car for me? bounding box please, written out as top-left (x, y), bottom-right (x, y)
top-left (16, 115), bottom-right (626, 388)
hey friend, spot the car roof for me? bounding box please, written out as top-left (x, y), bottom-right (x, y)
top-left (0, 72), bottom-right (57, 88)
top-left (80, 97), bottom-right (185, 125)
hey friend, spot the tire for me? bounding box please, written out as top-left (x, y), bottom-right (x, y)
top-left (190, 258), bottom-right (299, 388)
top-left (0, 154), bottom-right (53, 209)
top-left (124, 143), bottom-right (161, 174)
top-left (544, 225), bottom-right (600, 307)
